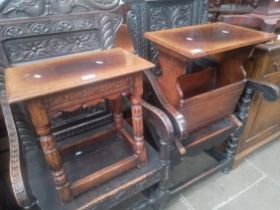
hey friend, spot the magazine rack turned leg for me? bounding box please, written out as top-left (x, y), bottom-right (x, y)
top-left (223, 80), bottom-right (280, 173)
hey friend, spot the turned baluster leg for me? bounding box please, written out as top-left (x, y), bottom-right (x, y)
top-left (112, 96), bottom-right (123, 131)
top-left (131, 74), bottom-right (147, 167)
top-left (26, 99), bottom-right (72, 202)
top-left (223, 87), bottom-right (253, 173)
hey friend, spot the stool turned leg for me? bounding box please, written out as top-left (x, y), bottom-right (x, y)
top-left (112, 96), bottom-right (123, 131)
top-left (131, 75), bottom-right (147, 167)
top-left (26, 100), bottom-right (72, 202)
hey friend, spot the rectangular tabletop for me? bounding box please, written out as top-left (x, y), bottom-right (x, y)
top-left (144, 22), bottom-right (277, 59)
top-left (6, 48), bottom-right (155, 103)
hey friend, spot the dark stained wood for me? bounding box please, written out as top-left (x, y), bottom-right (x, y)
top-left (144, 22), bottom-right (276, 60)
top-left (6, 48), bottom-right (154, 103)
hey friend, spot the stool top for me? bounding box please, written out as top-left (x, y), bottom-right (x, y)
top-left (144, 22), bottom-right (276, 59)
top-left (6, 48), bottom-right (155, 103)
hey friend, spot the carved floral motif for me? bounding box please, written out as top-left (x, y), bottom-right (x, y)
top-left (149, 3), bottom-right (193, 65)
top-left (1, 13), bottom-right (121, 40)
top-left (4, 30), bottom-right (101, 63)
top-left (150, 4), bottom-right (192, 31)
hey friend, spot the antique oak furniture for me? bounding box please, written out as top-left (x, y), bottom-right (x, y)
top-left (5, 47), bottom-right (172, 207)
top-left (143, 22), bottom-right (278, 198)
top-left (233, 40), bottom-right (280, 166)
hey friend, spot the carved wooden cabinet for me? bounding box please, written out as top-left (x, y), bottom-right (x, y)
top-left (235, 40), bottom-right (280, 165)
top-left (125, 0), bottom-right (208, 60)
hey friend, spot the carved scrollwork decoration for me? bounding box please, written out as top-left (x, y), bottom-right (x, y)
top-left (0, 0), bottom-right (46, 17)
top-left (148, 3), bottom-right (193, 75)
top-left (31, 23), bottom-right (50, 34)
top-left (3, 26), bottom-right (27, 38)
top-left (127, 8), bottom-right (140, 54)
top-left (149, 4), bottom-right (192, 32)
top-left (0, 62), bottom-right (38, 209)
top-left (0, 0), bottom-right (121, 19)
top-left (0, 13), bottom-right (121, 40)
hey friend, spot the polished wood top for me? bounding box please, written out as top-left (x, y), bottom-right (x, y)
top-left (6, 48), bottom-right (155, 103)
top-left (144, 22), bottom-right (276, 59)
